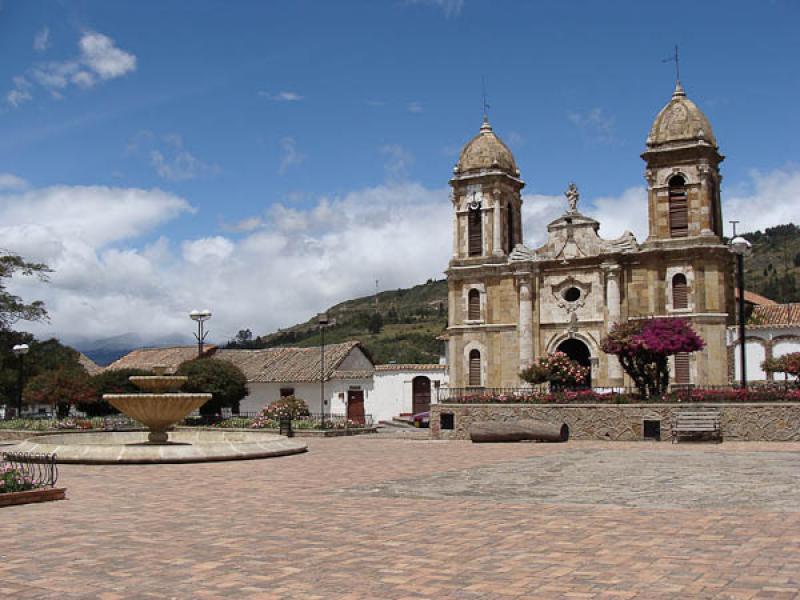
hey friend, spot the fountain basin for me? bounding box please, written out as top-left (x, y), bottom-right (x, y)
top-left (9, 430), bottom-right (307, 464)
top-left (104, 393), bottom-right (212, 443)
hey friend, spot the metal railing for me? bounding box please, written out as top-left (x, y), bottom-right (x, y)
top-left (182, 412), bottom-right (374, 429)
top-left (2, 451), bottom-right (59, 488)
top-left (439, 382), bottom-right (800, 404)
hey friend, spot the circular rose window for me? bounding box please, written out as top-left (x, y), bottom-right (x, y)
top-left (562, 287), bottom-right (581, 302)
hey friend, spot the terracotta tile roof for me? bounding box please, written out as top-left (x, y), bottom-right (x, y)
top-left (215, 341), bottom-right (371, 383)
top-left (735, 289), bottom-right (777, 306)
top-left (330, 369), bottom-right (375, 380)
top-left (749, 303), bottom-right (800, 328)
top-left (78, 352), bottom-right (103, 376)
top-left (374, 364), bottom-right (447, 372)
top-left (105, 346), bottom-right (216, 374)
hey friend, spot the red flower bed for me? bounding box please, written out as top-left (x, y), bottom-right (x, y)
top-left (450, 388), bottom-right (800, 405)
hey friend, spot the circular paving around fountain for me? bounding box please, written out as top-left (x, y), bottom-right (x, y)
top-left (9, 430), bottom-right (307, 464)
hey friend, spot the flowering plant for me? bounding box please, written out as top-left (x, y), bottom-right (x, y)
top-left (261, 396), bottom-right (311, 421)
top-left (520, 352), bottom-right (590, 389)
top-left (761, 353), bottom-right (800, 379)
top-left (601, 318), bottom-right (705, 399)
top-left (0, 464), bottom-right (38, 494)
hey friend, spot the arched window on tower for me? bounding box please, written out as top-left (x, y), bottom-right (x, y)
top-left (672, 273), bottom-right (689, 309)
top-left (468, 349), bottom-right (482, 387)
top-left (668, 175), bottom-right (689, 238)
top-left (468, 208), bottom-right (482, 256)
top-left (467, 289), bottom-right (481, 321)
top-left (506, 202), bottom-right (515, 253)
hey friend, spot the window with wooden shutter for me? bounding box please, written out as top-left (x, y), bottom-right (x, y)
top-left (468, 208), bottom-right (482, 256)
top-left (674, 352), bottom-right (690, 384)
top-left (672, 273), bottom-right (688, 309)
top-left (468, 349), bottom-right (481, 387)
top-left (467, 289), bottom-right (480, 321)
top-left (668, 175), bottom-right (688, 238)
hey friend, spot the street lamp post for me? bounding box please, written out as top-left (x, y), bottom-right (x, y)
top-left (12, 344), bottom-right (29, 418)
top-left (189, 309), bottom-right (212, 358)
top-left (317, 313), bottom-right (335, 426)
top-left (730, 236), bottom-right (752, 389)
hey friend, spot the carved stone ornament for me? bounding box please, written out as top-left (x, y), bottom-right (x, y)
top-left (551, 276), bottom-right (591, 314)
top-left (509, 243), bottom-right (537, 262)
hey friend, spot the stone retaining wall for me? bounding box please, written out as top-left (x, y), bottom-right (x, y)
top-left (431, 403), bottom-right (800, 442)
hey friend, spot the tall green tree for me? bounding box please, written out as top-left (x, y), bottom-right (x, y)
top-left (176, 358), bottom-right (248, 416)
top-left (24, 366), bottom-right (93, 418)
top-left (0, 251), bottom-right (51, 331)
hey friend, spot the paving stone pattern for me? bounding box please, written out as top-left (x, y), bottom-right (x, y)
top-left (348, 448), bottom-right (800, 511)
top-left (2, 438), bottom-right (800, 599)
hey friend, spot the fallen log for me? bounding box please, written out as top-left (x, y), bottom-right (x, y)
top-left (469, 420), bottom-right (569, 443)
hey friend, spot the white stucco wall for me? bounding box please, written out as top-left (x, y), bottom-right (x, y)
top-left (239, 379), bottom-right (375, 419)
top-left (734, 341), bottom-right (767, 382)
top-left (370, 369), bottom-right (449, 423)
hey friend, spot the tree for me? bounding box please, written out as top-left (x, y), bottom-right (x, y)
top-left (0, 251), bottom-right (51, 331)
top-left (368, 312), bottom-right (384, 334)
top-left (24, 367), bottom-right (93, 418)
top-left (761, 353), bottom-right (800, 380)
top-left (79, 368), bottom-right (153, 416)
top-left (0, 333), bottom-right (84, 407)
top-left (601, 318), bottom-right (705, 398)
top-left (176, 358), bottom-right (248, 416)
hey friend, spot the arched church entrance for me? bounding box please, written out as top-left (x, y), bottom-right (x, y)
top-left (556, 338), bottom-right (592, 388)
top-left (412, 376), bottom-right (431, 415)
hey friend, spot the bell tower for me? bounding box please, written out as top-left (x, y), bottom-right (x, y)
top-left (449, 117), bottom-right (524, 262)
top-left (641, 81), bottom-right (724, 242)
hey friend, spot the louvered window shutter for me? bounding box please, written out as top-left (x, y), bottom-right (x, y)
top-left (468, 350), bottom-right (481, 387)
top-left (468, 209), bottom-right (482, 256)
top-left (467, 289), bottom-right (480, 320)
top-left (672, 274), bottom-right (689, 309)
top-left (675, 352), bottom-right (690, 384)
top-left (669, 177), bottom-right (689, 238)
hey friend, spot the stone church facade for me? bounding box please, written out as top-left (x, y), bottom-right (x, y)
top-left (445, 81), bottom-right (736, 389)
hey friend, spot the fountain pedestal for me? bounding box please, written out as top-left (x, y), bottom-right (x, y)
top-left (104, 369), bottom-right (212, 444)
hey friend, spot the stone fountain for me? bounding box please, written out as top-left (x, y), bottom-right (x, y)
top-left (10, 366), bottom-right (307, 464)
top-left (104, 366), bottom-right (211, 444)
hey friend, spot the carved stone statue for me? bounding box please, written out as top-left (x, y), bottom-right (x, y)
top-left (565, 182), bottom-right (579, 213)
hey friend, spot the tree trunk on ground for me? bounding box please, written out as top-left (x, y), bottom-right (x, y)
top-left (470, 420), bottom-right (569, 443)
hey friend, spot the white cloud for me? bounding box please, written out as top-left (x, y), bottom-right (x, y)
top-left (279, 137), bottom-right (305, 174)
top-left (0, 173), bottom-right (28, 191)
top-left (259, 90), bottom-right (304, 102)
top-left (407, 0), bottom-right (464, 18)
top-left (567, 107), bottom-right (615, 143)
top-left (79, 31), bottom-right (136, 80)
top-left (7, 76), bottom-right (32, 107)
top-left (381, 144), bottom-right (414, 181)
top-left (128, 131), bottom-right (219, 181)
top-left (7, 30), bottom-right (136, 107)
top-left (4, 167), bottom-right (797, 346)
top-left (33, 27), bottom-right (50, 52)
top-left (407, 101), bottom-right (424, 113)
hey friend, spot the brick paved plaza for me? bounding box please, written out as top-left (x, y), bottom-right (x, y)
top-left (3, 436), bottom-right (800, 599)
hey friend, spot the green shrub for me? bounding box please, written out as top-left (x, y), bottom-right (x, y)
top-left (176, 358), bottom-right (248, 416)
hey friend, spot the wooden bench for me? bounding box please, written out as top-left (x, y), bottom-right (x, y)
top-left (671, 410), bottom-right (722, 443)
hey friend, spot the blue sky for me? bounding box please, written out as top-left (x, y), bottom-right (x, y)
top-left (1, 0), bottom-right (799, 344)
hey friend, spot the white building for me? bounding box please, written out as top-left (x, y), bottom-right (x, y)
top-left (728, 297), bottom-right (800, 382)
top-left (371, 364), bottom-right (448, 423)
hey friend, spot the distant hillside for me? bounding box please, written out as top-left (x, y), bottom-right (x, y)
top-left (741, 223), bottom-right (800, 303)
top-left (227, 279), bottom-right (448, 365)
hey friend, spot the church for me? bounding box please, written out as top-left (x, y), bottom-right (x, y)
top-left (445, 80), bottom-right (735, 389)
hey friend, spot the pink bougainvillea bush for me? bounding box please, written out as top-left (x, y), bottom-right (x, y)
top-left (519, 352), bottom-right (590, 389)
top-left (761, 352), bottom-right (800, 380)
top-left (601, 318), bottom-right (705, 399)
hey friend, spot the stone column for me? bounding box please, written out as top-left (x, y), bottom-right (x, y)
top-left (605, 265), bottom-right (623, 382)
top-left (518, 277), bottom-right (534, 372)
top-left (493, 190), bottom-right (503, 256)
top-left (452, 210), bottom-right (460, 258)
